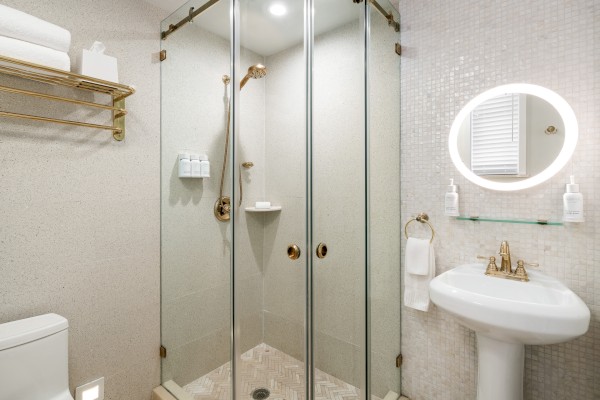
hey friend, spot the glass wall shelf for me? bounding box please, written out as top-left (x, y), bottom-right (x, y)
top-left (455, 216), bottom-right (563, 226)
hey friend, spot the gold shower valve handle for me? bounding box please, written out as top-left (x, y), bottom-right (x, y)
top-left (287, 244), bottom-right (301, 260)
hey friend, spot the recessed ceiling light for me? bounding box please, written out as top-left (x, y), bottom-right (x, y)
top-left (269, 3), bottom-right (287, 16)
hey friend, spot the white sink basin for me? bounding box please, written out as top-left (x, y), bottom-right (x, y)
top-left (429, 263), bottom-right (590, 400)
top-left (429, 263), bottom-right (590, 345)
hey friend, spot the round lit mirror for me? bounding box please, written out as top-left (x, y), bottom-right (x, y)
top-left (449, 84), bottom-right (578, 191)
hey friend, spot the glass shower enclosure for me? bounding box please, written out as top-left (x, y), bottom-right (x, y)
top-left (160, 1), bottom-right (401, 399)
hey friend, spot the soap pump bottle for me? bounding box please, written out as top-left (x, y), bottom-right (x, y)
top-left (563, 175), bottom-right (584, 222)
top-left (190, 154), bottom-right (201, 178)
top-left (178, 153), bottom-right (191, 178)
top-left (445, 178), bottom-right (459, 216)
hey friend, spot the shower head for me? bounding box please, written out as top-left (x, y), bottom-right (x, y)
top-left (240, 64), bottom-right (267, 89)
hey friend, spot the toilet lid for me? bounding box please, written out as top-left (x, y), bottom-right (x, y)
top-left (0, 313), bottom-right (68, 351)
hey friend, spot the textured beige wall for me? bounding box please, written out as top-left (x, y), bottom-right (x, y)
top-left (160, 14), bottom-right (266, 385)
top-left (0, 0), bottom-right (163, 399)
top-left (400, 0), bottom-right (599, 399)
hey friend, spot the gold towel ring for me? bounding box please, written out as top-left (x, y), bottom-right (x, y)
top-left (404, 213), bottom-right (435, 243)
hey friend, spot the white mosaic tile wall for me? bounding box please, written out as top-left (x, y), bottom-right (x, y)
top-left (399, 0), bottom-right (599, 399)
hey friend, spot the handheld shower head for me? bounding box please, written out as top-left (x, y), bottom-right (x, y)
top-left (240, 64), bottom-right (267, 89)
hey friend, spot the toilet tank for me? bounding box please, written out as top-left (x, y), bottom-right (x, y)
top-left (0, 313), bottom-right (74, 400)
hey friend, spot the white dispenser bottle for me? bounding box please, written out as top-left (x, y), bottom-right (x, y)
top-left (445, 178), bottom-right (459, 216)
top-left (178, 153), bottom-right (191, 178)
top-left (190, 154), bottom-right (201, 177)
top-left (563, 175), bottom-right (584, 222)
top-left (199, 154), bottom-right (210, 178)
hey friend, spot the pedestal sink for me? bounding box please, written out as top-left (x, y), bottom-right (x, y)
top-left (429, 263), bottom-right (590, 400)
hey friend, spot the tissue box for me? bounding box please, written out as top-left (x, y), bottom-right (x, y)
top-left (78, 49), bottom-right (118, 82)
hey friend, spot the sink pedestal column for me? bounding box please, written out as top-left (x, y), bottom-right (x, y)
top-left (476, 334), bottom-right (524, 400)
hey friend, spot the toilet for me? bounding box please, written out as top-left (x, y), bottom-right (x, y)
top-left (0, 313), bottom-right (74, 400)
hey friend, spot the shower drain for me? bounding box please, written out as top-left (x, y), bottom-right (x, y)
top-left (251, 388), bottom-right (271, 400)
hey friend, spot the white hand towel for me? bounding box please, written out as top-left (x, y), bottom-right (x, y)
top-left (404, 238), bottom-right (435, 311)
top-left (0, 36), bottom-right (70, 71)
top-left (0, 5), bottom-right (71, 53)
top-left (406, 237), bottom-right (431, 275)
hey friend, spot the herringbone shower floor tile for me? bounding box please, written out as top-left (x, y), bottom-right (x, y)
top-left (184, 343), bottom-right (377, 400)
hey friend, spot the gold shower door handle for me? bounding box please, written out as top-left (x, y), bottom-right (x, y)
top-left (287, 244), bottom-right (301, 260)
top-left (316, 243), bottom-right (328, 259)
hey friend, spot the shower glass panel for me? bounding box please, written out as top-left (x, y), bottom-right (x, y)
top-left (232, 2), bottom-right (307, 399)
top-left (312, 1), bottom-right (367, 398)
top-left (160, 1), bottom-right (232, 397)
top-left (367, 3), bottom-right (402, 399)
top-left (160, 1), bottom-right (401, 399)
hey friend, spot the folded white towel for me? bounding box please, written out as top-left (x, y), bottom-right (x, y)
top-left (0, 36), bottom-right (70, 71)
top-left (0, 5), bottom-right (71, 53)
top-left (404, 238), bottom-right (435, 311)
top-left (406, 237), bottom-right (431, 275)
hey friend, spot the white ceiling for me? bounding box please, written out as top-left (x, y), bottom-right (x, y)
top-left (150, 0), bottom-right (368, 56)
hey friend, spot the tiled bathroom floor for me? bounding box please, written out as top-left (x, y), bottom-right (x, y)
top-left (184, 343), bottom-right (378, 400)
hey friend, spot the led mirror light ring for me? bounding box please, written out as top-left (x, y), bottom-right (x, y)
top-left (448, 83), bottom-right (578, 191)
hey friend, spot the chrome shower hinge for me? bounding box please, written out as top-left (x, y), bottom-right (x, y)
top-left (160, 50), bottom-right (167, 62)
top-left (396, 353), bottom-right (403, 367)
top-left (160, 345), bottom-right (167, 358)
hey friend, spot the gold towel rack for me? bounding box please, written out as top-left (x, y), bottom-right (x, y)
top-left (0, 54), bottom-right (135, 141)
top-left (404, 213), bottom-right (435, 243)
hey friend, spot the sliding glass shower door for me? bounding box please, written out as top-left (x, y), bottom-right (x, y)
top-left (160, 1), bottom-right (401, 399)
top-left (311, 1), bottom-right (368, 399)
top-left (232, 1), bottom-right (307, 399)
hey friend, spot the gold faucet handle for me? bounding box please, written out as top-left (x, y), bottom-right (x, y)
top-left (478, 255), bottom-right (498, 275)
top-left (522, 261), bottom-right (539, 268)
top-left (513, 260), bottom-right (531, 282)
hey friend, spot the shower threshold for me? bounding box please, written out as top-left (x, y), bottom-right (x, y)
top-left (183, 343), bottom-right (381, 400)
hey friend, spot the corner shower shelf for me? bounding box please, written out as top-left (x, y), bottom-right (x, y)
top-left (0, 54), bottom-right (135, 141)
top-left (455, 216), bottom-right (563, 226)
top-left (245, 206), bottom-right (282, 213)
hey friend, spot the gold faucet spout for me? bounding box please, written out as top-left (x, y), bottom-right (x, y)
top-left (498, 241), bottom-right (512, 274)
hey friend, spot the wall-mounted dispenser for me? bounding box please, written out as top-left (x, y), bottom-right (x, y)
top-left (178, 153), bottom-right (191, 178)
top-left (563, 175), bottom-right (584, 222)
top-left (199, 154), bottom-right (210, 178)
top-left (179, 153), bottom-right (209, 179)
top-left (445, 178), bottom-right (459, 216)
